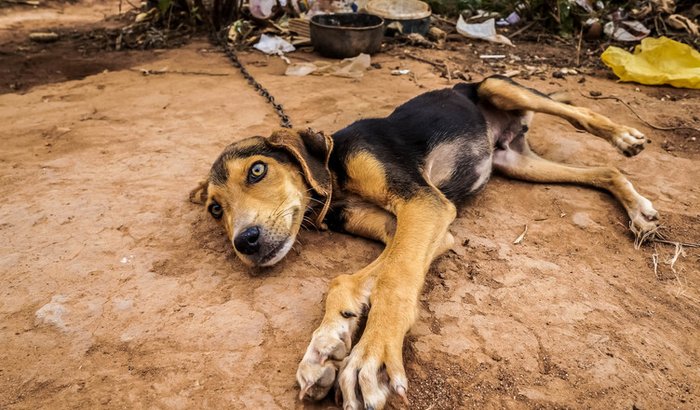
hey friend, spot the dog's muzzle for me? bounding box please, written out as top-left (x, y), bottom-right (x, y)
top-left (233, 226), bottom-right (293, 267)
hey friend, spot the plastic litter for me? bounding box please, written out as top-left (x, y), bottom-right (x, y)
top-left (601, 37), bottom-right (700, 89)
top-left (253, 34), bottom-right (295, 55)
top-left (285, 53), bottom-right (371, 78)
top-left (250, 0), bottom-right (276, 19)
top-left (456, 16), bottom-right (514, 47)
top-left (603, 20), bottom-right (650, 42)
top-left (496, 12), bottom-right (521, 26)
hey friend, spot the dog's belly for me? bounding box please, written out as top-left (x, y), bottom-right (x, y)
top-left (424, 137), bottom-right (493, 203)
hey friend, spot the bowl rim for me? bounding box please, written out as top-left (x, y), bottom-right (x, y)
top-left (310, 13), bottom-right (385, 31)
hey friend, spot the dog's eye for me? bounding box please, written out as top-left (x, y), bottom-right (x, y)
top-left (208, 202), bottom-right (223, 219)
top-left (248, 161), bottom-right (267, 183)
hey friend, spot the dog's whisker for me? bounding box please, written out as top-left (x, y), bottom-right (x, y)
top-left (307, 196), bottom-right (327, 206)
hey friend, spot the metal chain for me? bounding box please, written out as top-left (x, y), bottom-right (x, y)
top-left (211, 30), bottom-right (293, 129)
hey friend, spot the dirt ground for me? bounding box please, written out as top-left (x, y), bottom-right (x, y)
top-left (1, 2), bottom-right (699, 409)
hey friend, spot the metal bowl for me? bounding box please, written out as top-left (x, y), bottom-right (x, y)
top-left (310, 13), bottom-right (385, 59)
top-left (366, 0), bottom-right (432, 35)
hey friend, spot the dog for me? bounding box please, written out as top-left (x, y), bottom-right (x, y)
top-left (190, 76), bottom-right (659, 409)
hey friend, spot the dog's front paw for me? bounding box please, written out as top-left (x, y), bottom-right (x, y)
top-left (297, 325), bottom-right (351, 401)
top-left (338, 332), bottom-right (408, 410)
top-left (612, 127), bottom-right (648, 157)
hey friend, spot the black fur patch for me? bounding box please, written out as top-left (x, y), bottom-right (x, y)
top-left (329, 82), bottom-right (490, 203)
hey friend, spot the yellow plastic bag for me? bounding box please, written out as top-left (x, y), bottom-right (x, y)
top-left (601, 36), bottom-right (700, 89)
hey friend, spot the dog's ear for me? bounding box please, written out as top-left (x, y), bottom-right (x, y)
top-left (268, 128), bottom-right (333, 227)
top-left (189, 178), bottom-right (209, 205)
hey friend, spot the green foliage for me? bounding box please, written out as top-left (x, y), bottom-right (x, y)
top-left (427, 0), bottom-right (633, 37)
top-left (158, 0), bottom-right (173, 15)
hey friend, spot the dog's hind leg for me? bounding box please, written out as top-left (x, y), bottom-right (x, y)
top-left (478, 76), bottom-right (649, 157)
top-left (493, 146), bottom-right (659, 243)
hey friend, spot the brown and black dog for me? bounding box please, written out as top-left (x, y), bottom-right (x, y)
top-left (190, 76), bottom-right (658, 409)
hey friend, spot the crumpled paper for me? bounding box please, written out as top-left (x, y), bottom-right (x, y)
top-left (601, 36), bottom-right (700, 89)
top-left (456, 16), bottom-right (514, 47)
top-left (285, 53), bottom-right (371, 78)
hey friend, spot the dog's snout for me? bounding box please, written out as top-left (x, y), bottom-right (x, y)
top-left (234, 226), bottom-right (261, 255)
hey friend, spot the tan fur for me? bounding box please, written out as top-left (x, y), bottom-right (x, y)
top-left (344, 152), bottom-right (390, 206)
top-left (341, 198), bottom-right (396, 244)
top-left (478, 78), bottom-right (648, 156)
top-left (206, 155), bottom-right (310, 265)
top-left (194, 82), bottom-right (657, 409)
top-left (493, 147), bottom-right (658, 237)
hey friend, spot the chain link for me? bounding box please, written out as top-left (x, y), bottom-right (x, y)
top-left (211, 30), bottom-right (293, 129)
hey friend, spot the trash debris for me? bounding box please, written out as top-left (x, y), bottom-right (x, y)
top-left (666, 14), bottom-right (699, 37)
top-left (583, 17), bottom-right (603, 40)
top-left (391, 69), bottom-right (411, 75)
top-left (285, 53), bottom-right (371, 78)
top-left (228, 19), bottom-right (254, 44)
top-left (285, 62), bottom-right (318, 77)
top-left (250, 0), bottom-right (277, 19)
top-left (29, 32), bottom-right (59, 43)
top-left (427, 26), bottom-right (446, 49)
top-left (366, 0), bottom-right (432, 35)
top-left (601, 36), bottom-right (700, 89)
top-left (288, 18), bottom-right (311, 38)
top-left (553, 68), bottom-right (578, 78)
top-left (253, 34), bottom-right (295, 55)
top-left (603, 20), bottom-right (650, 42)
top-left (479, 54), bottom-right (506, 59)
top-left (404, 32), bottom-right (434, 48)
top-left (456, 16), bottom-right (514, 47)
top-left (497, 12), bottom-right (521, 26)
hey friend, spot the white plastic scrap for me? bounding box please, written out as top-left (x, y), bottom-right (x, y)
top-left (285, 53), bottom-right (371, 78)
top-left (254, 34), bottom-right (296, 55)
top-left (603, 20), bottom-right (650, 42)
top-left (456, 16), bottom-right (514, 47)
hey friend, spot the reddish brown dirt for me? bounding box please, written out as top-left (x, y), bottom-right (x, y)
top-left (1, 2), bottom-right (699, 409)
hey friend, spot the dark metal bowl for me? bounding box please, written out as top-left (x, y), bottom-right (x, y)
top-left (310, 13), bottom-right (385, 59)
top-left (384, 16), bottom-right (431, 35)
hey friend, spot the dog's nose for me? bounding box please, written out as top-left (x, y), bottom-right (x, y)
top-left (234, 226), bottom-right (261, 255)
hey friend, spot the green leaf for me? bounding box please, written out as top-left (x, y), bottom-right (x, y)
top-left (158, 0), bottom-right (173, 14)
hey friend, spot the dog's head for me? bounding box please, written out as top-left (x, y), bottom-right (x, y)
top-left (191, 128), bottom-right (333, 267)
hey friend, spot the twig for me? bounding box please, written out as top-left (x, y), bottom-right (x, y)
top-left (579, 92), bottom-right (700, 133)
top-left (575, 27), bottom-right (583, 67)
top-left (651, 237), bottom-right (700, 248)
top-left (432, 15), bottom-right (456, 27)
top-left (405, 52), bottom-right (451, 83)
top-left (509, 21), bottom-right (537, 39)
top-left (130, 68), bottom-right (229, 76)
top-left (666, 243), bottom-right (684, 274)
top-left (2, 0), bottom-right (40, 5)
top-left (651, 251), bottom-right (660, 279)
top-left (513, 224), bottom-right (528, 245)
top-left (124, 0), bottom-right (139, 10)
top-left (651, 247), bottom-right (659, 279)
